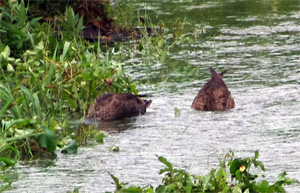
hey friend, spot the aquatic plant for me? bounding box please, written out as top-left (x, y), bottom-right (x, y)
top-left (109, 151), bottom-right (298, 193)
top-left (0, 0), bottom-right (137, 163)
top-left (0, 0), bottom-right (42, 57)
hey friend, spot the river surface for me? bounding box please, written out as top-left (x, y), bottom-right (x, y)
top-left (4, 0), bottom-right (300, 192)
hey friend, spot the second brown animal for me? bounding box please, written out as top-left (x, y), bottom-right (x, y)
top-left (191, 67), bottom-right (235, 111)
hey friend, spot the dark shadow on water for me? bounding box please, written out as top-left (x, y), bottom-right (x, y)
top-left (20, 153), bottom-right (57, 168)
top-left (84, 117), bottom-right (139, 134)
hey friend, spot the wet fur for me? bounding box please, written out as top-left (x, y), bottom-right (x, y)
top-left (86, 93), bottom-right (152, 121)
top-left (191, 67), bottom-right (235, 111)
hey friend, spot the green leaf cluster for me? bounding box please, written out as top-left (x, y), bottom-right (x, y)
top-left (109, 151), bottom-right (299, 193)
top-left (0, 0), bottom-right (42, 56)
top-left (0, 0), bottom-right (136, 169)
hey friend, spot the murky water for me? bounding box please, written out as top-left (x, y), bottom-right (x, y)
top-left (5, 0), bottom-right (300, 192)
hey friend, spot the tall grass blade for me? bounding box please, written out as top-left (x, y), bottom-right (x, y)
top-left (19, 84), bottom-right (42, 117)
top-left (97, 31), bottom-right (101, 60)
top-left (32, 93), bottom-right (42, 117)
top-left (0, 98), bottom-right (14, 118)
top-left (52, 44), bottom-right (58, 61)
top-left (0, 84), bottom-right (21, 119)
top-left (42, 63), bottom-right (55, 87)
top-left (60, 41), bottom-right (70, 62)
top-left (76, 15), bottom-right (84, 34)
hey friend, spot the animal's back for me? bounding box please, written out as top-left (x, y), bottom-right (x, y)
top-left (192, 68), bottom-right (234, 111)
top-left (86, 93), bottom-right (149, 121)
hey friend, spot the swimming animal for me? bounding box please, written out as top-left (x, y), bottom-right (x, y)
top-left (86, 93), bottom-right (152, 121)
top-left (191, 67), bottom-right (235, 111)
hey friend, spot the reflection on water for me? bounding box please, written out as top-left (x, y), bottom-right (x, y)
top-left (5, 0), bottom-right (300, 192)
top-left (85, 117), bottom-right (142, 133)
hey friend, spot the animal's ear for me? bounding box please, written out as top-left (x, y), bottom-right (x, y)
top-left (210, 67), bottom-right (221, 79)
top-left (210, 67), bottom-right (227, 77)
top-left (209, 67), bottom-right (217, 76)
top-left (219, 70), bottom-right (227, 77)
top-left (144, 100), bottom-right (152, 108)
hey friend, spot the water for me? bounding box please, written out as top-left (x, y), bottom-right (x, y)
top-left (5, 0), bottom-right (300, 192)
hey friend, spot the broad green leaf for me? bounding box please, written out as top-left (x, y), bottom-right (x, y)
top-left (61, 141), bottom-right (78, 154)
top-left (235, 170), bottom-right (242, 182)
top-left (38, 128), bottom-right (57, 152)
top-left (230, 159), bottom-right (239, 175)
top-left (155, 185), bottom-right (166, 193)
top-left (232, 186), bottom-right (242, 193)
top-left (254, 160), bottom-right (265, 171)
top-left (255, 180), bottom-right (269, 193)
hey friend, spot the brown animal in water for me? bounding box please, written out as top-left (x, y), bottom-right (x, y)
top-left (191, 67), bottom-right (235, 111)
top-left (86, 93), bottom-right (152, 121)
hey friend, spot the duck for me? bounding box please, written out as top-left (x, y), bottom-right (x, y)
top-left (191, 67), bottom-right (235, 111)
top-left (86, 93), bottom-right (152, 121)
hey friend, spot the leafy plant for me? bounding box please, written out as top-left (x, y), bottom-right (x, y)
top-left (60, 6), bottom-right (85, 40)
top-left (0, 0), bottom-right (42, 56)
top-left (109, 151), bottom-right (299, 193)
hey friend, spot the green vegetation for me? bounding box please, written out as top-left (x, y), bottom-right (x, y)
top-left (110, 151), bottom-right (298, 193)
top-left (0, 0), bottom-right (185, 187)
top-left (1, 1), bottom-right (297, 192)
top-left (0, 0), bottom-right (141, 184)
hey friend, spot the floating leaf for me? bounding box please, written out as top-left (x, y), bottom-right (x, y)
top-left (174, 107), bottom-right (180, 117)
top-left (95, 133), bottom-right (104, 144)
top-left (110, 146), bottom-right (119, 152)
top-left (38, 128), bottom-right (57, 152)
top-left (61, 141), bottom-right (78, 154)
